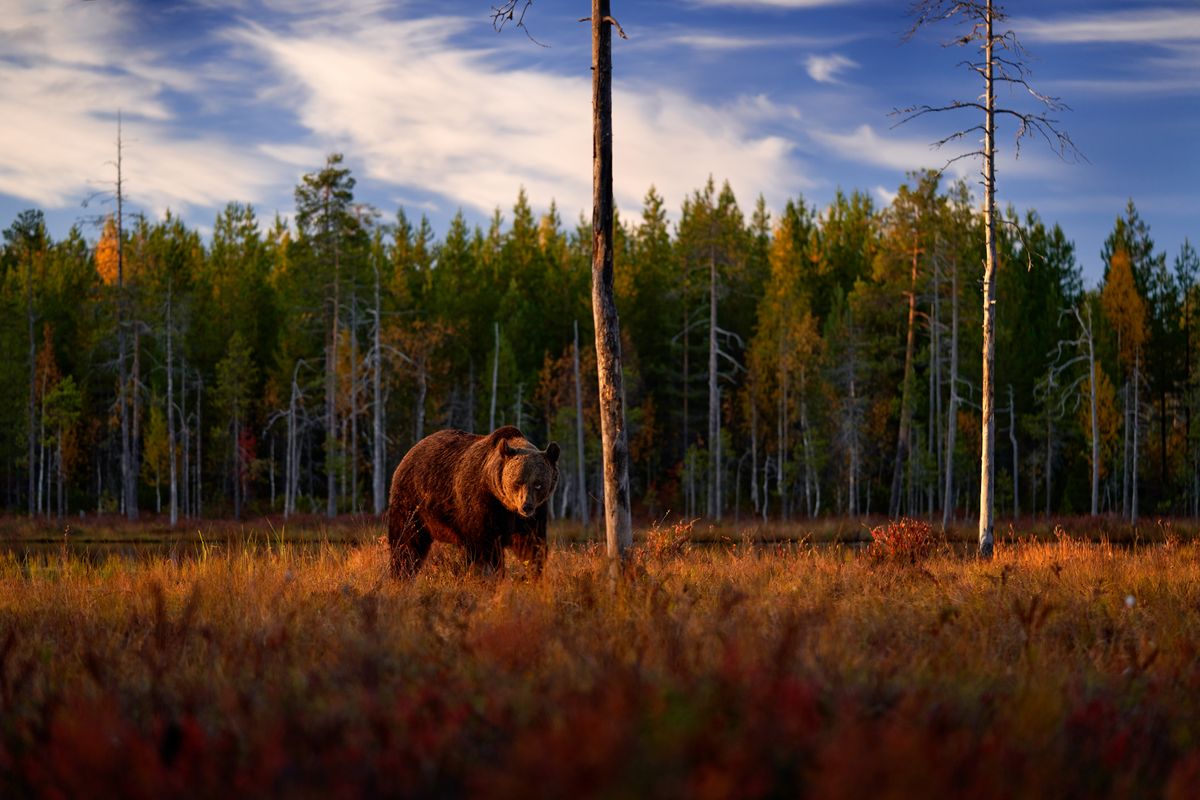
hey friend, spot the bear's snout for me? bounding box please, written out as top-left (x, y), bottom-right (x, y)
top-left (520, 500), bottom-right (536, 517)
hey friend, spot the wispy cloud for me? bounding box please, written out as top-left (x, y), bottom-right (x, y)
top-left (809, 123), bottom-right (1056, 180)
top-left (233, 9), bottom-right (811, 218)
top-left (1019, 9), bottom-right (1200, 44)
top-left (659, 32), bottom-right (836, 51)
top-left (687, 0), bottom-right (862, 8)
top-left (0, 0), bottom-right (289, 215)
top-left (805, 53), bottom-right (857, 83)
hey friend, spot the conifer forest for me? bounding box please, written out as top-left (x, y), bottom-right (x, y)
top-left (3, 159), bottom-right (1196, 527)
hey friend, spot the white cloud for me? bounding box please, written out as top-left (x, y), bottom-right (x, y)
top-left (873, 185), bottom-right (897, 206)
top-left (233, 11), bottom-right (810, 220)
top-left (805, 53), bottom-right (857, 83)
top-left (0, 0), bottom-right (289, 215)
top-left (1019, 9), bottom-right (1200, 44)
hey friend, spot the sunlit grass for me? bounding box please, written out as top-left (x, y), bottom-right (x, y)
top-left (1, 523), bottom-right (1198, 797)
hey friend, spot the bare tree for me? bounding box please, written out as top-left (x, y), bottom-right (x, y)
top-left (166, 280), bottom-right (178, 526)
top-left (573, 319), bottom-right (589, 526)
top-left (490, 322), bottom-right (500, 431)
top-left (589, 0), bottom-right (634, 565)
top-left (899, 0), bottom-right (1079, 557)
top-left (1043, 303), bottom-right (1100, 516)
top-left (370, 234), bottom-right (387, 515)
top-left (494, 0), bottom-right (631, 566)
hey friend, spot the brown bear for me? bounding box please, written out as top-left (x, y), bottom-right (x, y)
top-left (385, 426), bottom-right (560, 577)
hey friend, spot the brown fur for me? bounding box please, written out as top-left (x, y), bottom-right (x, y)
top-left (385, 426), bottom-right (560, 577)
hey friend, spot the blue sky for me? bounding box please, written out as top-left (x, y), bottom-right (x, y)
top-left (2, 0), bottom-right (1197, 286)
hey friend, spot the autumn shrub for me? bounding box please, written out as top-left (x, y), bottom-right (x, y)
top-left (633, 517), bottom-right (693, 568)
top-left (867, 516), bottom-right (936, 563)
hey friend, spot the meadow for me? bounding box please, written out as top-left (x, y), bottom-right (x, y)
top-left (1, 517), bottom-right (1198, 798)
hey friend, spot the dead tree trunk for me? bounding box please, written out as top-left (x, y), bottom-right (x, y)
top-left (942, 257), bottom-right (960, 529)
top-left (25, 235), bottom-right (35, 517)
top-left (591, 0), bottom-right (633, 565)
top-left (490, 322), bottom-right (500, 431)
top-left (325, 191), bottom-right (340, 519)
top-left (1087, 313), bottom-right (1099, 516)
top-left (977, 4), bottom-right (998, 557)
top-left (1008, 383), bottom-right (1018, 518)
top-left (167, 281), bottom-right (178, 527)
top-left (371, 250), bottom-right (386, 515)
top-left (1133, 351), bottom-right (1140, 524)
top-left (115, 115), bottom-right (137, 521)
top-left (708, 245), bottom-right (719, 520)
top-left (573, 319), bottom-right (589, 526)
top-left (902, 0), bottom-right (1078, 552)
top-left (350, 281), bottom-right (360, 513)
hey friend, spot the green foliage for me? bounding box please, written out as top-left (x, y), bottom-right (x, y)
top-left (0, 159), bottom-right (1193, 519)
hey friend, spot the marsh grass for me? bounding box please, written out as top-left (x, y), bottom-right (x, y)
top-left (1, 525), bottom-right (1199, 797)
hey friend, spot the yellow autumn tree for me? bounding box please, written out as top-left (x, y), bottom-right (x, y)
top-left (1100, 248), bottom-right (1147, 373)
top-left (1080, 361), bottom-right (1120, 481)
top-left (95, 215), bottom-right (120, 286)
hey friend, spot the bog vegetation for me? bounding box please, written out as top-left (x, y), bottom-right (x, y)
top-left (0, 523), bottom-right (1197, 797)
top-left (2, 160), bottom-right (1198, 525)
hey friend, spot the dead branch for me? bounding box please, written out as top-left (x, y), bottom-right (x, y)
top-left (492, 0), bottom-right (549, 47)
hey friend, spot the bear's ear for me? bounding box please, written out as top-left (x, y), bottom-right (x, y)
top-left (545, 442), bottom-right (560, 465)
top-left (500, 440), bottom-right (516, 457)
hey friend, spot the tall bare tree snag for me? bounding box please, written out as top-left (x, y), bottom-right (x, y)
top-left (590, 0), bottom-right (633, 566)
top-left (1044, 303), bottom-right (1100, 516)
top-left (492, 0), bottom-right (631, 566)
top-left (899, 0), bottom-right (1079, 558)
top-left (573, 319), bottom-right (589, 526)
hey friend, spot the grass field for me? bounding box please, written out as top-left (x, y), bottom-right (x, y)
top-left (1, 517), bottom-right (1198, 798)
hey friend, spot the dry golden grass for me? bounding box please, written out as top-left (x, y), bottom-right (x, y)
top-left (1, 524), bottom-right (1198, 797)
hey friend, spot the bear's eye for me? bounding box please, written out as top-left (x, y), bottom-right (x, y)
top-left (534, 483), bottom-right (543, 491)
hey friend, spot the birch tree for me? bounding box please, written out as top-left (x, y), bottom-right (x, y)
top-left (899, 0), bottom-right (1079, 557)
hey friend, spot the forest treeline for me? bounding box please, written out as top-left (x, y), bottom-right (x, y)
top-left (2, 154), bottom-right (1197, 524)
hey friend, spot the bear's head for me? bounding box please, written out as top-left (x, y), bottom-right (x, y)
top-left (497, 438), bottom-right (560, 518)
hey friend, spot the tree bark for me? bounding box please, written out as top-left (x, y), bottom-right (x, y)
top-left (591, 0), bottom-right (633, 567)
top-left (350, 281), bottom-right (359, 513)
top-left (942, 243), bottom-right (960, 528)
top-left (490, 322), bottom-right (500, 431)
top-left (325, 185), bottom-right (340, 519)
top-left (167, 282), bottom-right (178, 527)
top-left (1133, 351), bottom-right (1140, 524)
top-left (371, 253), bottom-right (386, 515)
top-left (116, 115), bottom-right (137, 521)
top-left (708, 245), bottom-right (719, 520)
top-left (414, 356), bottom-right (427, 444)
top-left (977, 1), bottom-right (997, 558)
top-left (132, 322), bottom-right (142, 517)
top-left (573, 320), bottom-right (589, 526)
top-left (750, 390), bottom-right (759, 517)
top-left (25, 236), bottom-right (35, 517)
top-left (849, 373), bottom-right (859, 517)
top-left (1086, 308), bottom-right (1099, 516)
top-left (196, 376), bottom-right (203, 518)
top-left (1008, 383), bottom-right (1018, 518)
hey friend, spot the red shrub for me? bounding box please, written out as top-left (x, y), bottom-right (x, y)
top-left (868, 517), bottom-right (935, 563)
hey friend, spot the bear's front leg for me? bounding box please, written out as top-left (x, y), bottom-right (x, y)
top-left (508, 530), bottom-right (546, 578)
top-left (465, 538), bottom-right (505, 578)
top-left (388, 503), bottom-right (433, 578)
